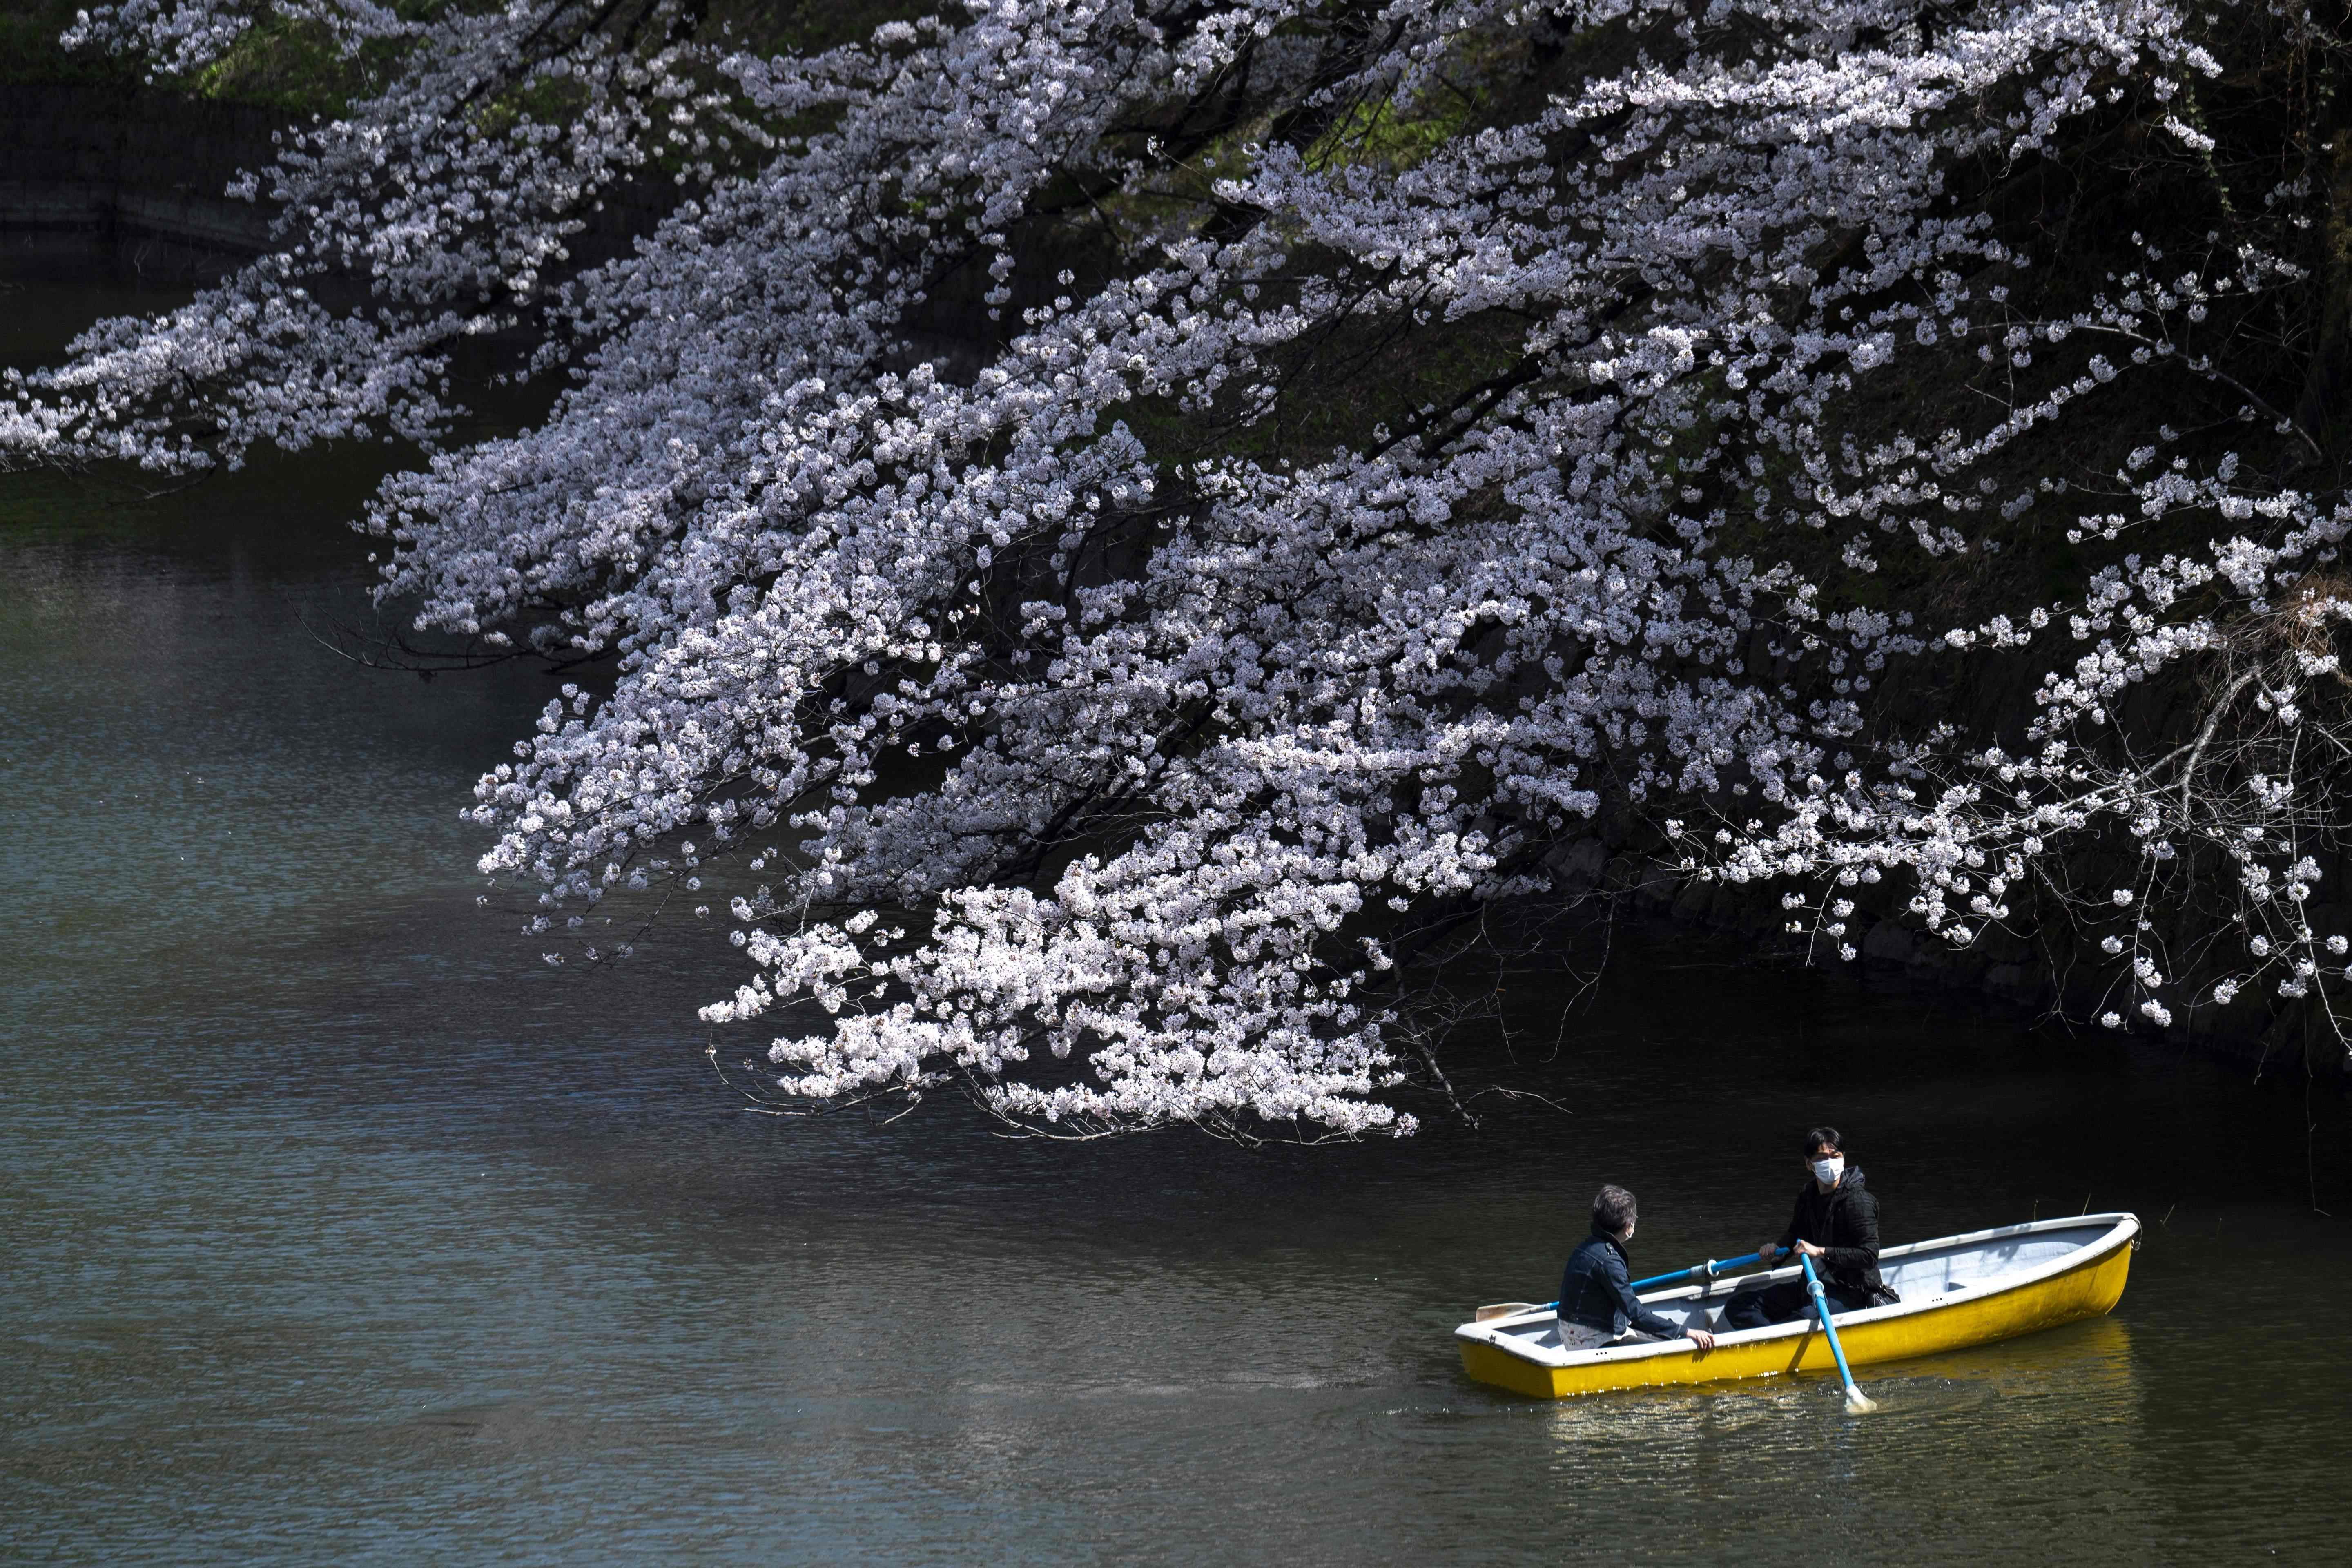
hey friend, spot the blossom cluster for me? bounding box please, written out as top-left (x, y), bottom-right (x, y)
top-left (13, 1), bottom-right (2351, 1133)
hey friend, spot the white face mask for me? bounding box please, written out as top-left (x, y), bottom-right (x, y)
top-left (1812, 1155), bottom-right (1845, 1186)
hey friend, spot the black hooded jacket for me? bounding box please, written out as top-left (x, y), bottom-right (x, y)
top-left (1777, 1166), bottom-right (1883, 1296)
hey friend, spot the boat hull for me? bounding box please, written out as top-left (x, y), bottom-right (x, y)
top-left (1458, 1215), bottom-right (2136, 1399)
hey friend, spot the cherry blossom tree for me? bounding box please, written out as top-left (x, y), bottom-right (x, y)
top-left (11, 0), bottom-right (2352, 1136)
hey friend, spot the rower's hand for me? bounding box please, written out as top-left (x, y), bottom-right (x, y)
top-left (1757, 1242), bottom-right (1781, 1264)
top-left (1686, 1327), bottom-right (1717, 1352)
top-left (1793, 1239), bottom-right (1826, 1259)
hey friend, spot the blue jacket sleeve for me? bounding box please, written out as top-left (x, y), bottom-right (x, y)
top-left (1607, 1249), bottom-right (1683, 1338)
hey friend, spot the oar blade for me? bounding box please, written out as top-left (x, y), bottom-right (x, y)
top-left (1474, 1301), bottom-right (1541, 1323)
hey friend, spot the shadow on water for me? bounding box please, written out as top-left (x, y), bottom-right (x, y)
top-left (4, 259), bottom-right (2350, 1564)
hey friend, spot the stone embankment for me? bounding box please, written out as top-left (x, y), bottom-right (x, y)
top-left (1544, 812), bottom-right (2348, 1080)
top-left (0, 80), bottom-right (676, 279)
top-left (1, 81), bottom-right (281, 277)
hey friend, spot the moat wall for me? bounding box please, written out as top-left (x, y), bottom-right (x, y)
top-left (1, 82), bottom-right (282, 275)
top-left (0, 80), bottom-right (678, 279)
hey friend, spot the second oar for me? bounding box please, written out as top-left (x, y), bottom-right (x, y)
top-left (1799, 1252), bottom-right (1877, 1413)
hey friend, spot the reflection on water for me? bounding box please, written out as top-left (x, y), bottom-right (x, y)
top-left (1539, 1315), bottom-right (2140, 1437)
top-left (1520, 1320), bottom-right (2151, 1562)
top-left (1891, 1312), bottom-right (2137, 1394)
top-left (4, 265), bottom-right (2351, 1564)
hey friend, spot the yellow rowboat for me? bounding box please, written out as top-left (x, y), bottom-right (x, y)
top-left (1456, 1211), bottom-right (2141, 1399)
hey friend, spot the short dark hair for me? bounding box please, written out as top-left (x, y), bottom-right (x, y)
top-left (1592, 1184), bottom-right (1638, 1233)
top-left (1803, 1126), bottom-right (1844, 1157)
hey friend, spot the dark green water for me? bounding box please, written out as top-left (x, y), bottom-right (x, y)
top-left (4, 264), bottom-right (2350, 1564)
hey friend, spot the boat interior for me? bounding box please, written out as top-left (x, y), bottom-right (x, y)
top-left (1482, 1216), bottom-right (2129, 1354)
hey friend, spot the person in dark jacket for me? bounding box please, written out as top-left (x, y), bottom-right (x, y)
top-left (1721, 1126), bottom-right (1889, 1330)
top-left (1557, 1184), bottom-right (1718, 1351)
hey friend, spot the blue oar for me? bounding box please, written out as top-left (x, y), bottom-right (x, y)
top-left (1632, 1251), bottom-right (1764, 1292)
top-left (1800, 1252), bottom-right (1877, 1413)
top-left (1472, 1251), bottom-right (1769, 1321)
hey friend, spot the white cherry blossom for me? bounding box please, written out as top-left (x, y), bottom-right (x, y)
top-left (12, 1), bottom-right (2350, 1133)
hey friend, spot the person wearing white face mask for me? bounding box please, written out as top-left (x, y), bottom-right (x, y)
top-left (1719, 1126), bottom-right (1895, 1330)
